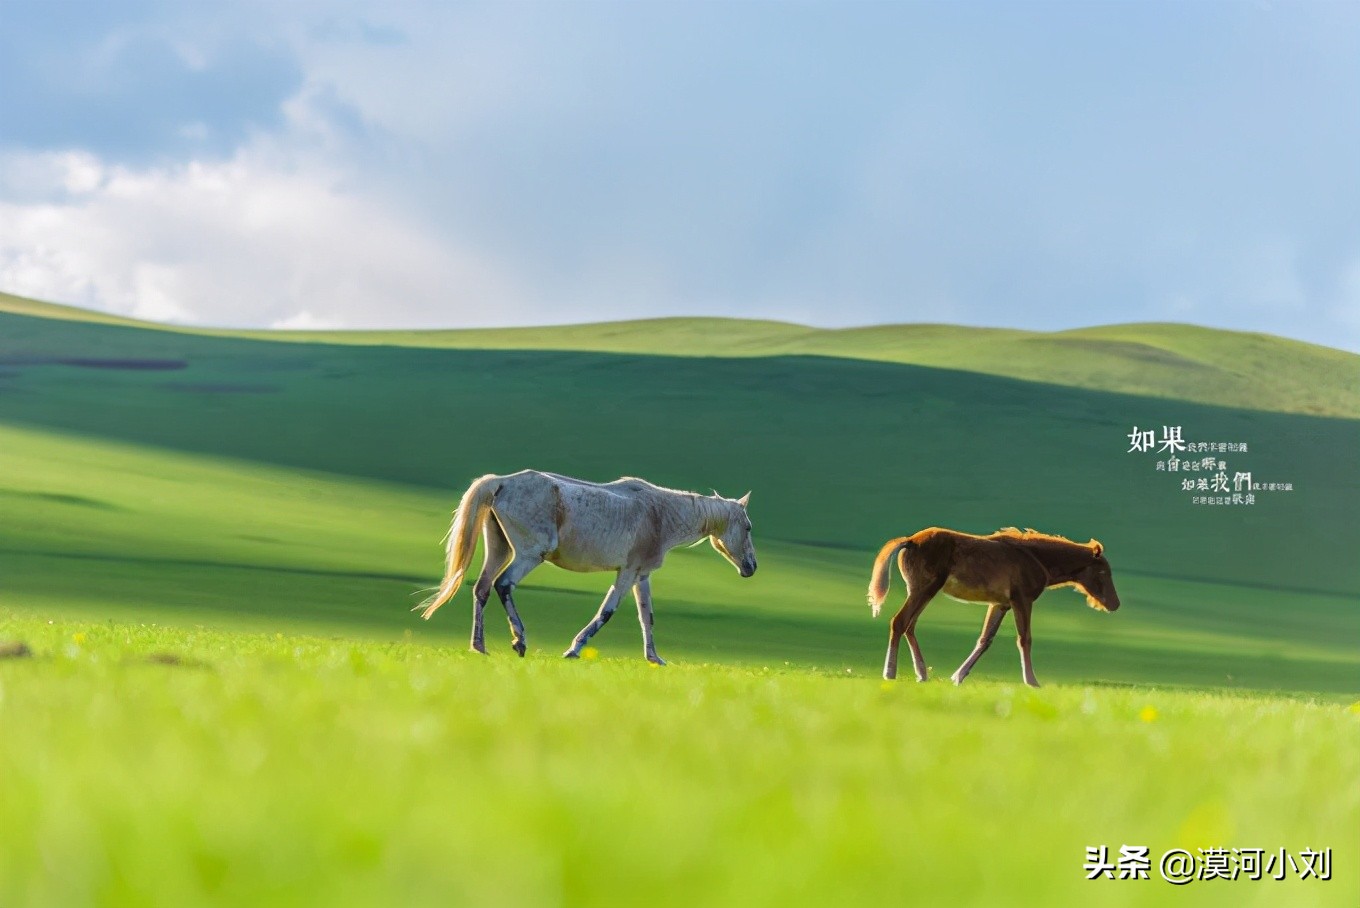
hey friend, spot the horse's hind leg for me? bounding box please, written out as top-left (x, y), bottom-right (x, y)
top-left (493, 552), bottom-right (543, 658)
top-left (563, 568), bottom-right (637, 659)
top-left (485, 506), bottom-right (554, 658)
top-left (470, 579), bottom-right (489, 655)
top-left (1012, 598), bottom-right (1040, 687)
top-left (950, 603), bottom-right (1006, 685)
top-left (470, 521), bottom-right (513, 654)
top-left (884, 577), bottom-right (944, 681)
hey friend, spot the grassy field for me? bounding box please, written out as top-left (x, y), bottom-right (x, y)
top-left (2, 616), bottom-right (1356, 908)
top-left (247, 319), bottom-right (1360, 419)
top-left (5, 290), bottom-right (1358, 418)
top-left (1, 299), bottom-right (1357, 906)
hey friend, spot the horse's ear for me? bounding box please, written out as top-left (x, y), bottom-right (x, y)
top-left (737, 491), bottom-right (751, 508)
top-left (1090, 540), bottom-right (1103, 558)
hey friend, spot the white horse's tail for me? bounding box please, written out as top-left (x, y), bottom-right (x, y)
top-left (419, 475), bottom-right (501, 620)
top-left (867, 537), bottom-right (912, 618)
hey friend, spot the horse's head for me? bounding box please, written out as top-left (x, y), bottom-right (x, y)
top-left (1074, 541), bottom-right (1120, 612)
top-left (710, 492), bottom-right (757, 577)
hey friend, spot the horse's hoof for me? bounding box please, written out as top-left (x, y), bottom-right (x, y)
top-left (950, 673), bottom-right (964, 685)
top-left (512, 643), bottom-right (526, 658)
top-left (470, 646), bottom-right (487, 655)
top-left (563, 650), bottom-right (580, 659)
top-left (647, 656), bottom-right (667, 667)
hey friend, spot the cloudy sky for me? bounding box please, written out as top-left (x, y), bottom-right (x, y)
top-left (1, 1), bottom-right (1357, 349)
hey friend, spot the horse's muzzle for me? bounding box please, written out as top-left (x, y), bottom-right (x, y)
top-left (740, 557), bottom-right (757, 578)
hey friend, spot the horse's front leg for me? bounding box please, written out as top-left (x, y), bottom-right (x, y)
top-left (564, 569), bottom-right (635, 659)
top-left (1012, 599), bottom-right (1040, 687)
top-left (632, 575), bottom-right (665, 665)
top-left (950, 603), bottom-right (1006, 685)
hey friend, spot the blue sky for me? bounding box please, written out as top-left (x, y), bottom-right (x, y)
top-left (1, 1), bottom-right (1357, 349)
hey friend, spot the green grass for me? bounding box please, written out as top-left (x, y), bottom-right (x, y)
top-left (0, 292), bottom-right (152, 327)
top-left (0, 298), bottom-right (1357, 906)
top-left (2, 615), bottom-right (1357, 908)
top-left (274, 319), bottom-right (1359, 418)
top-left (5, 290), bottom-right (1357, 417)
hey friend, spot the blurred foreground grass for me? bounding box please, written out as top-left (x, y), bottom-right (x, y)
top-left (2, 614), bottom-right (1355, 908)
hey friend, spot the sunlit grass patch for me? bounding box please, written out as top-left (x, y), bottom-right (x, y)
top-left (1, 614), bottom-right (1355, 908)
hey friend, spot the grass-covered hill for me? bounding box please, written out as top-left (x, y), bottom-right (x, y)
top-left (4, 290), bottom-right (1357, 418)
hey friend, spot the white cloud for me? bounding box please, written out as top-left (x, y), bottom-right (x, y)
top-left (0, 141), bottom-right (529, 329)
top-left (270, 309), bottom-right (342, 330)
top-left (0, 150), bottom-right (106, 202)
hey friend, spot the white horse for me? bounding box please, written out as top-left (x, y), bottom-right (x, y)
top-left (419, 470), bottom-right (757, 664)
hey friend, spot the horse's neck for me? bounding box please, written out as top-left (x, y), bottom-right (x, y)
top-left (1014, 539), bottom-right (1089, 583)
top-left (668, 494), bottom-right (724, 547)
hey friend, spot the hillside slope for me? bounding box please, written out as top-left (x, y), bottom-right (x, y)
top-left (3, 291), bottom-right (1356, 417)
top-left (267, 318), bottom-right (1358, 418)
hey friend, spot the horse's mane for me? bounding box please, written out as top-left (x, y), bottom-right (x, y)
top-left (607, 476), bottom-right (741, 533)
top-left (614, 476), bottom-right (740, 506)
top-left (613, 476), bottom-right (697, 496)
top-left (993, 527), bottom-right (1074, 544)
top-left (993, 527), bottom-right (1102, 550)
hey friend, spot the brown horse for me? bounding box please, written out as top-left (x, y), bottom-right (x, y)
top-left (867, 527), bottom-right (1120, 686)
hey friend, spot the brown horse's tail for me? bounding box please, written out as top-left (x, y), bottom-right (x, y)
top-left (418, 475), bottom-right (501, 620)
top-left (867, 537), bottom-right (912, 618)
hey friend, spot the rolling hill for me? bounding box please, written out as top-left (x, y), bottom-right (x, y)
top-left (4, 290), bottom-right (1356, 418)
top-left (1, 296), bottom-right (1356, 693)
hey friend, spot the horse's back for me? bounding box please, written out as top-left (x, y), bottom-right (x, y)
top-left (899, 527), bottom-right (1048, 594)
top-left (532, 471), bottom-right (651, 498)
top-left (900, 526), bottom-right (988, 563)
top-left (498, 470), bottom-right (626, 503)
top-left (490, 469), bottom-right (675, 539)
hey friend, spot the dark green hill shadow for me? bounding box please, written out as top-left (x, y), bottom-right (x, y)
top-left (2, 310), bottom-right (1356, 598)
